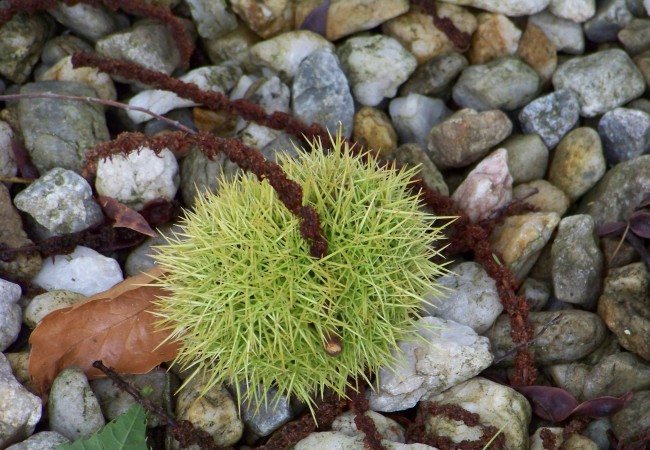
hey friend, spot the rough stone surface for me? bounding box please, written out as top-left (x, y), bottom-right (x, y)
top-left (439, 0), bottom-right (549, 16)
top-left (389, 94), bottom-right (451, 150)
top-left (399, 51), bottom-right (468, 99)
top-left (500, 134), bottom-right (549, 183)
top-left (23, 290), bottom-right (85, 329)
top-left (0, 14), bottom-right (52, 83)
top-left (5, 431), bottom-right (69, 450)
top-left (598, 107), bottom-right (650, 165)
top-left (583, 352), bottom-right (650, 399)
top-left (468, 13), bottom-right (521, 65)
top-left (352, 106), bottom-right (397, 156)
top-left (47, 3), bottom-right (117, 42)
top-left (529, 10), bottom-right (585, 54)
top-left (518, 89), bottom-right (580, 149)
top-left (515, 23), bottom-right (557, 83)
top-left (384, 144), bottom-right (449, 196)
top-left (0, 278), bottom-right (21, 352)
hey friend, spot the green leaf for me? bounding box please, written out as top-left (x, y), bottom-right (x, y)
top-left (56, 404), bottom-right (149, 450)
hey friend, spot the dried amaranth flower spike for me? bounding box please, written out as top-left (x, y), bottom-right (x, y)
top-left (152, 131), bottom-right (451, 413)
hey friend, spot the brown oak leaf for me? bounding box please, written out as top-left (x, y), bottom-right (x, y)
top-left (98, 195), bottom-right (157, 237)
top-left (28, 266), bottom-right (180, 395)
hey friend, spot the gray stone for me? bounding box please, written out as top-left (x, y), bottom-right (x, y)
top-left (399, 51), bottom-right (468, 99)
top-left (17, 81), bottom-right (110, 174)
top-left (31, 246), bottom-right (123, 297)
top-left (518, 89), bottom-right (580, 149)
top-left (47, 3), bottom-right (117, 41)
top-left (548, 0), bottom-right (596, 22)
top-left (96, 19), bottom-right (183, 75)
top-left (423, 377), bottom-right (532, 450)
top-left (611, 390), bottom-right (650, 444)
top-left (247, 76), bottom-right (291, 115)
top-left (185, 0), bottom-right (238, 40)
top-left (552, 49), bottom-right (646, 117)
top-left (500, 134), bottom-right (548, 183)
top-left (598, 263), bottom-right (650, 361)
top-left (618, 19), bottom-right (650, 55)
top-left (518, 277), bottom-right (551, 311)
top-left (368, 317), bottom-right (493, 412)
top-left (41, 35), bottom-right (93, 67)
top-left (332, 411), bottom-right (405, 442)
top-left (13, 168), bottom-right (103, 235)
top-left (337, 34), bottom-right (417, 106)
top-left (578, 155), bottom-right (650, 228)
top-left (232, 384), bottom-right (293, 437)
top-left (583, 353), bottom-right (650, 399)
top-left (427, 108), bottom-right (512, 169)
top-left (0, 278), bottom-right (21, 352)
top-left (0, 121), bottom-right (17, 183)
top-left (292, 49), bottom-right (354, 137)
top-left (547, 362), bottom-right (591, 400)
top-left (583, 419), bottom-right (613, 450)
top-left (529, 10), bottom-right (585, 54)
top-left (48, 367), bottom-right (105, 441)
top-left (452, 57), bottom-right (540, 111)
top-left (383, 143), bottom-right (449, 196)
top-left (180, 147), bottom-right (241, 208)
top-left (0, 354), bottom-right (42, 448)
top-left (5, 431), bottom-right (69, 450)
top-left (551, 215), bottom-right (603, 308)
top-left (598, 107), bottom-right (650, 165)
top-left (91, 369), bottom-right (166, 427)
top-left (0, 13), bottom-right (52, 83)
top-left (583, 0), bottom-right (634, 43)
top-left (389, 94), bottom-right (451, 150)
top-left (487, 311), bottom-right (607, 365)
top-left (424, 262), bottom-right (502, 334)
top-left (438, 0), bottom-right (549, 15)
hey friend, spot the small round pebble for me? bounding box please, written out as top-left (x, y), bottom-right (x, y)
top-left (500, 134), bottom-right (549, 183)
top-left (23, 290), bottom-right (86, 329)
top-left (352, 106), bottom-right (397, 156)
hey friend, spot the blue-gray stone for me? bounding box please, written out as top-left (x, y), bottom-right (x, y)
top-left (389, 94), bottom-right (451, 150)
top-left (598, 107), bottom-right (650, 165)
top-left (583, 0), bottom-right (633, 43)
top-left (18, 81), bottom-right (110, 174)
top-left (518, 89), bottom-right (580, 149)
top-left (292, 49), bottom-right (354, 136)
top-left (452, 57), bottom-right (540, 111)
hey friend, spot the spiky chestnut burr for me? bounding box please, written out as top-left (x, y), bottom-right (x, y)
top-left (151, 131), bottom-right (451, 414)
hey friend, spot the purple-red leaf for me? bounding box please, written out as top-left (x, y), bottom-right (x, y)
top-left (597, 220), bottom-right (628, 237)
top-left (629, 210), bottom-right (650, 239)
top-left (636, 195), bottom-right (650, 209)
top-left (299, 0), bottom-right (330, 37)
top-left (514, 385), bottom-right (633, 422)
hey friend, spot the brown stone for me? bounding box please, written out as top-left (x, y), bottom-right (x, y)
top-left (352, 107), bottom-right (397, 156)
top-left (230, 0), bottom-right (293, 39)
top-left (468, 13), bottom-right (521, 65)
top-left (516, 23), bottom-right (558, 83)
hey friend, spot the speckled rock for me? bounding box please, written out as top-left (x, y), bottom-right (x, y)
top-left (598, 107), bottom-right (650, 165)
top-left (453, 57), bottom-right (540, 111)
top-left (552, 49), bottom-right (646, 117)
top-left (384, 143), bottom-right (449, 196)
top-left (175, 379), bottom-right (244, 447)
top-left (578, 155), bottom-right (650, 228)
top-left (0, 278), bottom-right (21, 352)
top-left (202, 23), bottom-right (259, 70)
top-left (23, 290), bottom-right (86, 329)
top-left (31, 246), bottom-right (123, 297)
top-left (296, 0), bottom-right (410, 42)
top-left (547, 362), bottom-right (591, 399)
top-left (17, 81), bottom-right (110, 174)
top-left (185, 0), bottom-right (238, 40)
top-left (230, 0), bottom-right (293, 39)
top-left (518, 278), bottom-right (551, 311)
top-left (232, 384), bottom-right (292, 437)
top-left (95, 146), bottom-right (179, 211)
top-left (0, 354), bottom-right (42, 448)
top-left (451, 148), bottom-right (512, 223)
top-left (598, 263), bottom-right (650, 361)
top-left (424, 262), bottom-right (502, 334)
top-left (399, 51), bottom-right (468, 99)
top-left (0, 13), bottom-right (52, 83)
top-left (389, 94), bottom-right (451, 150)
top-left (5, 431), bottom-right (69, 450)
top-left (423, 377), bottom-right (532, 450)
top-left (96, 19), bottom-right (183, 75)
top-left (611, 390), bottom-right (650, 444)
top-left (531, 428), bottom-right (599, 450)
top-left (500, 134), bottom-right (549, 183)
top-left (352, 107), bottom-right (397, 155)
top-left (618, 18), bottom-right (650, 55)
top-left (468, 13), bottom-right (521, 65)
top-left (548, 127), bottom-right (606, 202)
top-left (439, 0), bottom-right (549, 16)
top-left (551, 215), bottom-right (603, 308)
top-left (528, 10), bottom-right (585, 54)
top-left (337, 34), bottom-right (417, 106)
top-left (368, 317), bottom-right (493, 412)
top-left (490, 212), bottom-right (560, 282)
top-left (249, 30), bottom-right (334, 81)
top-left (48, 367), bottom-right (105, 441)
top-left (583, 352), bottom-right (650, 399)
top-left (488, 311), bottom-right (607, 365)
top-left (513, 180), bottom-right (570, 218)
top-left (0, 185), bottom-right (42, 280)
top-left (47, 3), bottom-right (117, 42)
top-left (427, 108), bottom-right (512, 169)
top-left (180, 146), bottom-right (241, 208)
top-left (515, 23), bottom-right (558, 83)
top-left (383, 4), bottom-right (476, 64)
top-left (0, 121), bottom-right (16, 182)
top-left (13, 168), bottom-right (103, 235)
top-left (292, 49), bottom-right (354, 137)
top-left (518, 89), bottom-right (580, 149)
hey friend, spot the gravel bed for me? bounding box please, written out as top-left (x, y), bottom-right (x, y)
top-left (0, 1), bottom-right (650, 449)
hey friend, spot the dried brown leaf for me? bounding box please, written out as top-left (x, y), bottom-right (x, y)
top-left (28, 266), bottom-right (180, 395)
top-left (98, 195), bottom-right (157, 237)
